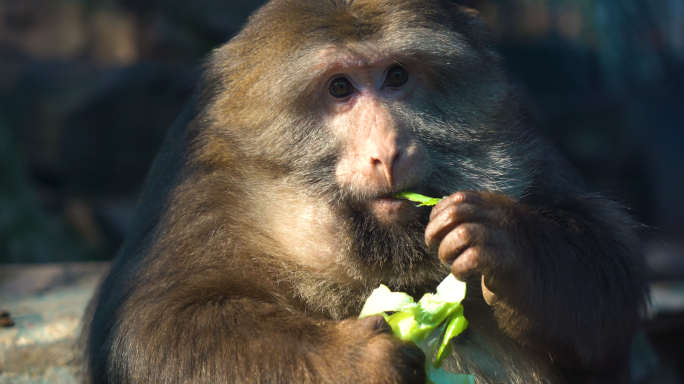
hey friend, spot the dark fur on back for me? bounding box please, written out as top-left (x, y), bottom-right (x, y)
top-left (82, 1), bottom-right (649, 383)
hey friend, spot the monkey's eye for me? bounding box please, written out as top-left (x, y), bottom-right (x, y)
top-left (385, 65), bottom-right (408, 87)
top-left (329, 77), bottom-right (354, 98)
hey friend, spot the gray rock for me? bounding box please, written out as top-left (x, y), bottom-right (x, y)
top-left (0, 263), bottom-right (109, 384)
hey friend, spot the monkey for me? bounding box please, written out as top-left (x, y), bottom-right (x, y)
top-left (81, 0), bottom-right (649, 383)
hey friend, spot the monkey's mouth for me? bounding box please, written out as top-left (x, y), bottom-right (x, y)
top-left (374, 196), bottom-right (407, 208)
top-left (370, 191), bottom-right (429, 225)
top-left (370, 197), bottom-right (410, 223)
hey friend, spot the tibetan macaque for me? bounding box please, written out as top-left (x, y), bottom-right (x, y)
top-left (82, 0), bottom-right (649, 383)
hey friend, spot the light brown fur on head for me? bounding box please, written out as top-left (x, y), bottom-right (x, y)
top-left (195, 0), bottom-right (533, 275)
top-left (82, 1), bottom-right (648, 383)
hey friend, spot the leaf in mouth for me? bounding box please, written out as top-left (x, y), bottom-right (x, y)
top-left (393, 191), bottom-right (443, 207)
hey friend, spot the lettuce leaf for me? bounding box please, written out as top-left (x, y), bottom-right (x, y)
top-left (359, 275), bottom-right (474, 384)
top-left (393, 191), bottom-right (443, 207)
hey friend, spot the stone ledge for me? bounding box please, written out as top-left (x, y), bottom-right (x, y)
top-left (0, 263), bottom-right (110, 384)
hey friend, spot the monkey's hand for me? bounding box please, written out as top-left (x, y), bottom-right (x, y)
top-left (424, 189), bottom-right (646, 376)
top-left (330, 316), bottom-right (426, 384)
top-left (424, 190), bottom-right (529, 306)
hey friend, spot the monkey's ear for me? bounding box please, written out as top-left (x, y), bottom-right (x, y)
top-left (446, 3), bottom-right (497, 47)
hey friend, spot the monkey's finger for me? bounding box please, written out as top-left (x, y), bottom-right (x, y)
top-left (450, 246), bottom-right (485, 281)
top-left (451, 229), bottom-right (510, 283)
top-left (481, 275), bottom-right (498, 305)
top-left (430, 190), bottom-right (484, 220)
top-left (425, 204), bottom-right (494, 249)
top-left (392, 345), bottom-right (427, 384)
top-left (437, 223), bottom-right (487, 266)
top-left (357, 315), bottom-right (393, 336)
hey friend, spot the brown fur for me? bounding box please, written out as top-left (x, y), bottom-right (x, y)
top-left (81, 1), bottom-right (649, 383)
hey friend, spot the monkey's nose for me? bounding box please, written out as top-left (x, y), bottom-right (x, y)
top-left (370, 149), bottom-right (400, 187)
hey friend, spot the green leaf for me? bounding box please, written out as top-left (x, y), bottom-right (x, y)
top-left (434, 307), bottom-right (468, 368)
top-left (359, 285), bottom-right (417, 318)
top-left (359, 275), bottom-right (473, 383)
top-left (426, 363), bottom-right (476, 384)
top-left (393, 191), bottom-right (443, 206)
top-left (435, 274), bottom-right (467, 303)
top-left (387, 311), bottom-right (417, 341)
top-left (415, 294), bottom-right (459, 327)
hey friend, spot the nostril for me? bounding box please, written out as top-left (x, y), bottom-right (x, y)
top-left (392, 148), bottom-right (401, 164)
top-left (370, 154), bottom-right (394, 186)
top-left (370, 149), bottom-right (399, 167)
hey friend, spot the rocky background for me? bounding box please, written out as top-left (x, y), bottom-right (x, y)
top-left (0, 0), bottom-right (683, 382)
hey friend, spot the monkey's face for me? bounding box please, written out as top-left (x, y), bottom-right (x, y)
top-left (204, 0), bottom-right (532, 282)
top-left (322, 56), bottom-right (428, 226)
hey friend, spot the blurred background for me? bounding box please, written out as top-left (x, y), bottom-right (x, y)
top-left (0, 0), bottom-right (682, 380)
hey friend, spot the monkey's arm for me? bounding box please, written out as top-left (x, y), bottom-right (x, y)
top-left (425, 190), bottom-right (648, 375)
top-left (86, 274), bottom-right (425, 384)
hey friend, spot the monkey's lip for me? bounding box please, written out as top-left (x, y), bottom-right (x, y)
top-left (370, 196), bottom-right (425, 224)
top-left (374, 196), bottom-right (406, 206)
top-left (373, 188), bottom-right (431, 206)
top-left (371, 196), bottom-right (412, 216)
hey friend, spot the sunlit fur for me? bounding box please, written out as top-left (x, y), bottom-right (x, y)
top-left (81, 1), bottom-right (649, 383)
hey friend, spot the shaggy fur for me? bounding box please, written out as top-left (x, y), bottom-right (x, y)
top-left (81, 1), bottom-right (649, 383)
